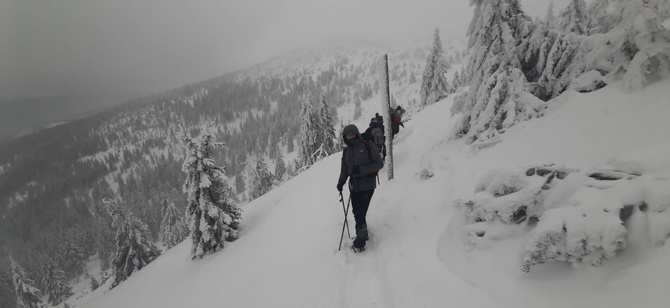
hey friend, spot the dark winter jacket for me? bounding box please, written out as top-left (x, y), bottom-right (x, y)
top-left (338, 125), bottom-right (384, 192)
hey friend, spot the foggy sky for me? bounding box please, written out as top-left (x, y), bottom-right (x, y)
top-left (0, 0), bottom-right (563, 101)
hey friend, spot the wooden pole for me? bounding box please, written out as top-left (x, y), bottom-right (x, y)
top-left (380, 54), bottom-right (393, 180)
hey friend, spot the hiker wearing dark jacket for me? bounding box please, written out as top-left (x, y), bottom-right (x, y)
top-left (337, 124), bottom-right (384, 251)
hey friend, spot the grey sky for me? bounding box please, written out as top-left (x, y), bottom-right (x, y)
top-left (0, 0), bottom-right (562, 101)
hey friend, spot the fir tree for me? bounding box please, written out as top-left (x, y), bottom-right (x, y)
top-left (250, 159), bottom-right (274, 199)
top-left (90, 276), bottom-right (100, 291)
top-left (586, 0), bottom-right (670, 89)
top-left (160, 199), bottom-right (188, 249)
top-left (421, 28), bottom-right (451, 105)
top-left (0, 269), bottom-right (16, 308)
top-left (274, 153), bottom-right (287, 184)
top-left (558, 0), bottom-right (589, 35)
top-left (10, 257), bottom-right (45, 308)
top-left (39, 264), bottom-right (71, 305)
top-left (103, 198), bottom-right (161, 288)
top-left (235, 172), bottom-right (246, 197)
top-left (296, 93), bottom-right (319, 170)
top-left (617, 1), bottom-right (670, 89)
top-left (313, 94), bottom-right (338, 161)
top-left (587, 0), bottom-right (622, 34)
top-left (452, 71), bottom-right (461, 89)
top-left (181, 132), bottom-right (241, 259)
top-left (93, 215), bottom-right (115, 272)
top-left (451, 0), bottom-right (540, 145)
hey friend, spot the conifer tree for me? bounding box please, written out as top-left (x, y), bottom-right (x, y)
top-left (618, 1), bottom-right (670, 89)
top-left (181, 132), bottom-right (241, 259)
top-left (250, 159), bottom-right (274, 199)
top-left (274, 153), bottom-right (287, 184)
top-left (0, 269), bottom-right (16, 308)
top-left (451, 0), bottom-right (539, 145)
top-left (296, 93), bottom-right (319, 170)
top-left (10, 256), bottom-right (45, 308)
top-left (93, 214), bottom-right (115, 272)
top-left (558, 0), bottom-right (589, 35)
top-left (40, 264), bottom-right (71, 305)
top-left (103, 198), bottom-right (161, 288)
top-left (313, 94), bottom-right (338, 161)
top-left (160, 199), bottom-right (187, 249)
top-left (421, 28), bottom-right (451, 105)
top-left (585, 0), bottom-right (670, 89)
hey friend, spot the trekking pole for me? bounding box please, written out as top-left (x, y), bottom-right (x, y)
top-left (338, 192), bottom-right (352, 251)
top-left (339, 191), bottom-right (351, 239)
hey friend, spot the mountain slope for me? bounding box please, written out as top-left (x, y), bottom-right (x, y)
top-left (73, 78), bottom-right (670, 308)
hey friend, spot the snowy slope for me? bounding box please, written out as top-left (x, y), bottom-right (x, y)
top-left (72, 79), bottom-right (670, 308)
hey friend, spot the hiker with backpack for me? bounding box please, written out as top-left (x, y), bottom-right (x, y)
top-left (337, 124), bottom-right (384, 252)
top-left (390, 106), bottom-right (405, 137)
top-left (362, 117), bottom-right (386, 159)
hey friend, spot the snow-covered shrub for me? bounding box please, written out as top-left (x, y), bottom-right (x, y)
top-left (520, 206), bottom-right (627, 273)
top-left (569, 70), bottom-right (607, 93)
top-left (456, 164), bottom-right (574, 248)
top-left (454, 158), bottom-right (670, 272)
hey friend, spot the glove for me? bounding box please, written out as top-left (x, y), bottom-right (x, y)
top-left (351, 165), bottom-right (361, 175)
top-left (400, 122), bottom-right (405, 128)
top-left (337, 183), bottom-right (344, 192)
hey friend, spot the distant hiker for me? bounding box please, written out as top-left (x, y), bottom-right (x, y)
top-left (362, 118), bottom-right (386, 159)
top-left (375, 112), bottom-right (385, 132)
top-left (390, 106), bottom-right (405, 137)
top-left (337, 124), bottom-right (384, 252)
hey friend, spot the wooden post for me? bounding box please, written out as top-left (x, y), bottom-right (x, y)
top-left (380, 54), bottom-right (393, 180)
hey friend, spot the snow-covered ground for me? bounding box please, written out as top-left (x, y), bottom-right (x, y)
top-left (70, 78), bottom-right (670, 308)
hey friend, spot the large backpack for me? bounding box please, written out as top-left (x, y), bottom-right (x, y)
top-left (370, 127), bottom-right (385, 151)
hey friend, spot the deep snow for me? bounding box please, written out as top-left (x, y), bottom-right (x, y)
top-left (71, 79), bottom-right (670, 308)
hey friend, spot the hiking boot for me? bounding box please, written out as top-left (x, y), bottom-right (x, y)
top-left (356, 224), bottom-right (368, 241)
top-left (353, 237), bottom-right (366, 252)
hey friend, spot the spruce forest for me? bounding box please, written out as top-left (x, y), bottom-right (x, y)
top-left (2, 0), bottom-right (670, 306)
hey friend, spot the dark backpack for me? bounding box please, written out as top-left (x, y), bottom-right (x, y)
top-left (362, 139), bottom-right (380, 180)
top-left (370, 127), bottom-right (385, 150)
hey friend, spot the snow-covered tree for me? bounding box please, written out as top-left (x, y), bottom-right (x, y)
top-left (0, 269), bottom-right (15, 308)
top-left (296, 93), bottom-right (319, 170)
top-left (93, 216), bottom-right (114, 271)
top-left (312, 94), bottom-right (338, 161)
top-left (535, 33), bottom-right (584, 99)
top-left (451, 0), bottom-right (542, 145)
top-left (90, 276), bottom-right (100, 291)
top-left (587, 0), bottom-right (622, 34)
top-left (618, 1), bottom-right (670, 89)
top-left (558, 0), bottom-right (589, 35)
top-left (250, 159), bottom-right (274, 199)
top-left (452, 71), bottom-right (461, 89)
top-left (103, 198), bottom-right (161, 288)
top-left (181, 132), bottom-right (241, 259)
top-left (10, 257), bottom-right (45, 308)
top-left (59, 241), bottom-right (85, 279)
top-left (586, 0), bottom-right (670, 90)
top-left (274, 153), bottom-right (287, 183)
top-left (160, 199), bottom-right (188, 249)
top-left (420, 28), bottom-right (451, 105)
top-left (234, 173), bottom-right (246, 197)
top-left (39, 264), bottom-right (71, 305)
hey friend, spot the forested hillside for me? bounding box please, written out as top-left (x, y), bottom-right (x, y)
top-left (0, 37), bottom-right (468, 306)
